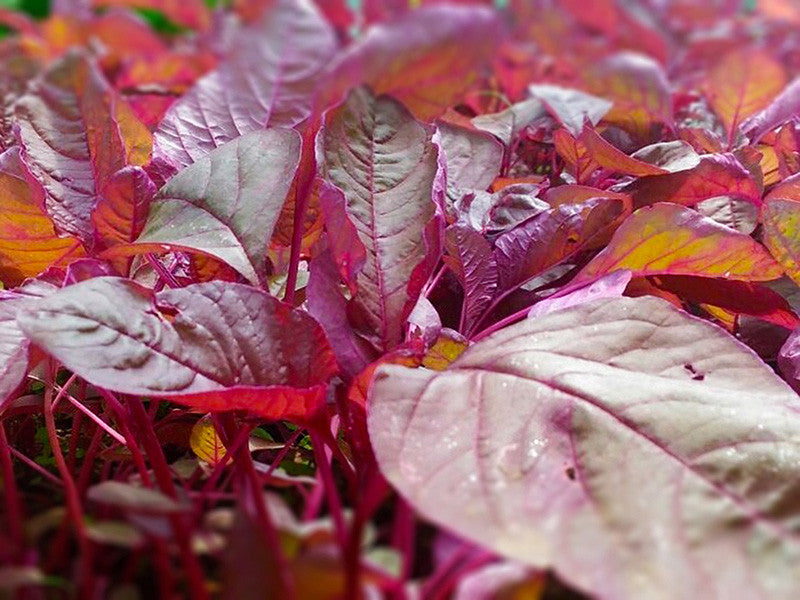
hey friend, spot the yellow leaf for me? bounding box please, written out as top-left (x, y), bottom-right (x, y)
top-left (422, 332), bottom-right (469, 371)
top-left (0, 173), bottom-right (83, 286)
top-left (190, 416), bottom-right (226, 466)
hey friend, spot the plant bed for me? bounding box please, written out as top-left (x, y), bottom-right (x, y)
top-left (1, 1), bottom-right (800, 598)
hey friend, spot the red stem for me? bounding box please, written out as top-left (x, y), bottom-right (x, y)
top-left (44, 365), bottom-right (96, 597)
top-left (217, 414), bottom-right (297, 599)
top-left (0, 422), bottom-right (24, 555)
top-left (284, 129), bottom-right (318, 305)
top-left (127, 396), bottom-right (210, 600)
top-left (391, 498), bottom-right (416, 590)
top-left (309, 429), bottom-right (348, 550)
top-left (100, 390), bottom-right (152, 487)
top-left (146, 253), bottom-right (181, 289)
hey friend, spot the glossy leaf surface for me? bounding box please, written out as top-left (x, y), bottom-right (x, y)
top-left (705, 49), bottom-right (787, 137)
top-left (92, 166), bottom-right (156, 249)
top-left (575, 203), bottom-right (783, 284)
top-left (623, 154), bottom-right (762, 209)
top-left (0, 279), bottom-right (57, 412)
top-left (151, 0), bottom-right (336, 175)
top-left (319, 87), bottom-right (439, 350)
top-left (762, 198), bottom-right (800, 285)
top-left (16, 53), bottom-right (151, 243)
top-left (445, 224), bottom-right (497, 335)
top-left (327, 5), bottom-right (503, 121)
top-left (17, 277), bottom-right (337, 421)
top-left (369, 295), bottom-right (800, 600)
top-left (135, 130), bottom-right (301, 285)
top-left (743, 77), bottom-right (800, 143)
top-left (494, 196), bottom-right (628, 292)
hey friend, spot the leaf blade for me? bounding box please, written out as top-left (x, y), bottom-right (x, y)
top-left (369, 296), bottom-right (800, 600)
top-left (134, 129), bottom-right (301, 285)
top-left (17, 277), bottom-right (337, 421)
top-left (574, 203), bottom-right (783, 284)
top-left (319, 87), bottom-right (440, 350)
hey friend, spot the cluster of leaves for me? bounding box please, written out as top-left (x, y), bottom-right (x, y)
top-left (3, 0), bottom-right (800, 598)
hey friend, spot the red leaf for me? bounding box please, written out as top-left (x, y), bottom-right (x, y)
top-left (17, 278), bottom-right (338, 422)
top-left (494, 196), bottom-right (628, 292)
top-left (15, 53), bottom-right (151, 243)
top-left (318, 87), bottom-right (441, 350)
top-left (151, 0), bottom-right (336, 177)
top-left (655, 275), bottom-right (799, 329)
top-left (761, 195), bottom-right (800, 286)
top-left (583, 52), bottom-right (673, 141)
top-left (92, 166), bottom-right (155, 249)
top-left (132, 130), bottom-right (301, 286)
top-left (579, 124), bottom-right (669, 177)
top-left (623, 153), bottom-right (762, 209)
top-left (326, 4), bottom-right (504, 121)
top-left (445, 224), bottom-right (497, 335)
top-left (92, 0), bottom-right (212, 31)
top-left (742, 77), bottom-right (800, 143)
top-left (0, 279), bottom-right (58, 412)
top-left (574, 203), bottom-right (784, 284)
top-left (704, 49), bottom-right (787, 141)
top-left (0, 166), bottom-right (84, 286)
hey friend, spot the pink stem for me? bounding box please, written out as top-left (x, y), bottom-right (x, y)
top-left (44, 365), bottom-right (96, 597)
top-left (146, 253), bottom-right (181, 289)
top-left (127, 396), bottom-right (210, 600)
top-left (284, 129), bottom-right (317, 305)
top-left (0, 423), bottom-right (25, 553)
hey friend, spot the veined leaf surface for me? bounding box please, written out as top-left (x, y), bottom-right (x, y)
top-left (326, 5), bottom-right (504, 121)
top-left (574, 203), bottom-right (783, 284)
top-left (318, 87), bottom-right (440, 350)
top-left (134, 130), bottom-right (301, 285)
top-left (16, 53), bottom-right (151, 243)
top-left (369, 296), bottom-right (800, 600)
top-left (151, 0), bottom-right (336, 175)
top-left (17, 278), bottom-right (337, 421)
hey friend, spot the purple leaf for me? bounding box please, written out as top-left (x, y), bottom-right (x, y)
top-left (622, 153), bottom-right (762, 209)
top-left (0, 279), bottom-right (57, 413)
top-left (134, 129), bottom-right (301, 285)
top-left (307, 250), bottom-right (374, 380)
top-left (742, 77), bottom-right (800, 143)
top-left (325, 5), bottom-right (504, 121)
top-left (150, 0), bottom-right (336, 177)
top-left (779, 328), bottom-right (800, 393)
top-left (527, 270), bottom-right (632, 319)
top-left (318, 183), bottom-right (367, 291)
top-left (17, 277), bottom-right (337, 422)
top-left (454, 185), bottom-right (550, 235)
top-left (369, 296), bottom-right (800, 600)
top-left (15, 52), bottom-right (149, 243)
top-left (445, 224), bottom-right (497, 335)
top-left (318, 87), bottom-right (441, 351)
top-left (493, 197), bottom-right (626, 292)
top-left (92, 166), bottom-right (156, 249)
top-left (407, 296), bottom-right (441, 345)
top-left (527, 84), bottom-right (612, 137)
top-left (435, 121), bottom-right (503, 206)
top-left (584, 51), bottom-right (673, 139)
top-left (630, 140), bottom-right (701, 172)
top-left (0, 47), bottom-right (39, 152)
top-left (471, 99), bottom-right (548, 147)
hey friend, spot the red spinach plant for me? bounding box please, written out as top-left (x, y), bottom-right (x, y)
top-left (2, 0), bottom-right (800, 598)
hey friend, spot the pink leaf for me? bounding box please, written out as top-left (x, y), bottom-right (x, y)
top-left (17, 278), bottom-right (338, 422)
top-left (151, 0), bottom-right (336, 177)
top-left (369, 295), bottom-right (800, 600)
top-left (318, 87), bottom-right (441, 350)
